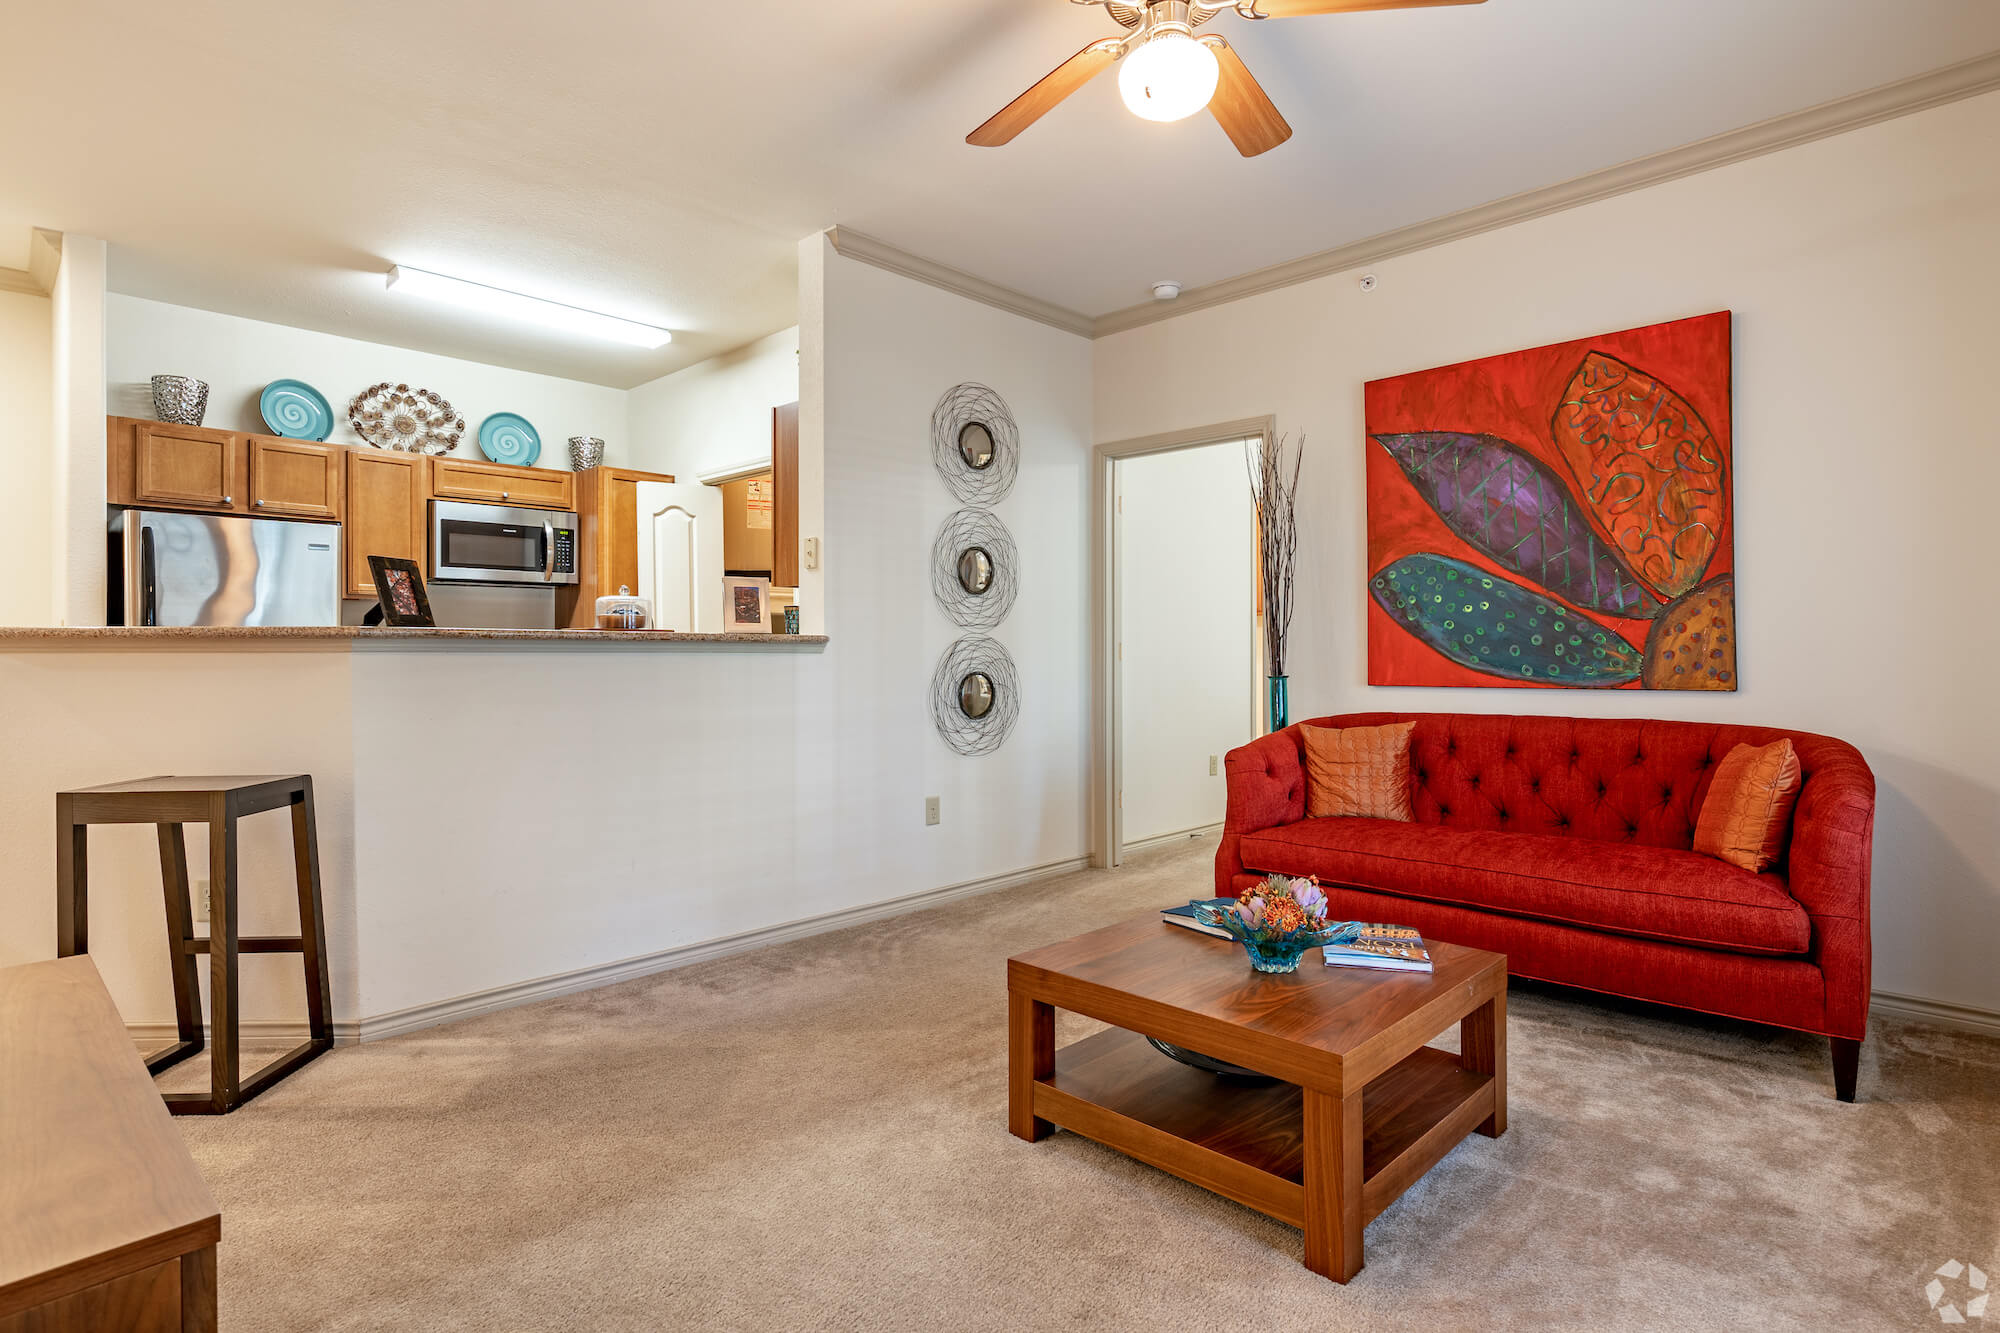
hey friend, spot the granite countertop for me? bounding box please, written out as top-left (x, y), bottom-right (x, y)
top-left (0, 626), bottom-right (829, 648)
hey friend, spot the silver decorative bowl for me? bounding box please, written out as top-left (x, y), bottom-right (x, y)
top-left (568, 436), bottom-right (605, 470)
top-left (151, 375), bottom-right (209, 426)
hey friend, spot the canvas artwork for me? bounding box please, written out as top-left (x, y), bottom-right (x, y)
top-left (1364, 311), bottom-right (1734, 690)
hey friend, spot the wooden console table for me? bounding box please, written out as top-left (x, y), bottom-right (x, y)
top-left (0, 956), bottom-right (220, 1332)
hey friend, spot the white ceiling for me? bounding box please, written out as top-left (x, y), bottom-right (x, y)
top-left (4, 1), bottom-right (1997, 388)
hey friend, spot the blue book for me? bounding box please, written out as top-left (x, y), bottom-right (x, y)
top-left (1160, 899), bottom-right (1236, 939)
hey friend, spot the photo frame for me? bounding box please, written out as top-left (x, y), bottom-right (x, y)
top-left (367, 555), bottom-right (436, 628)
top-left (721, 574), bottom-right (772, 634)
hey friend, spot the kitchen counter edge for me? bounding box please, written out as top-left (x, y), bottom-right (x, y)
top-left (0, 627), bottom-right (830, 651)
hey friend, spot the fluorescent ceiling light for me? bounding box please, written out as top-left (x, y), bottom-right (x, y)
top-left (386, 265), bottom-right (672, 349)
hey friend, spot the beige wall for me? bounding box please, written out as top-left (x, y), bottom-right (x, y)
top-left (1093, 90), bottom-right (2000, 1017)
top-left (626, 326), bottom-right (799, 481)
top-left (0, 290), bottom-right (52, 625)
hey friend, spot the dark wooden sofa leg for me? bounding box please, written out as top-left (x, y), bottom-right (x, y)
top-left (1831, 1037), bottom-right (1860, 1102)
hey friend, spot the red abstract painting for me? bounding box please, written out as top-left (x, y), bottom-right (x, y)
top-left (1365, 312), bottom-right (1734, 690)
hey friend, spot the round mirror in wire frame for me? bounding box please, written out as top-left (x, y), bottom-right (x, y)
top-left (930, 383), bottom-right (1018, 504)
top-left (931, 638), bottom-right (1018, 756)
top-left (958, 671), bottom-right (996, 719)
top-left (958, 421), bottom-right (997, 471)
top-left (931, 509), bottom-right (1018, 632)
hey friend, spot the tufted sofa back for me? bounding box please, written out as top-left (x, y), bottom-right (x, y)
top-left (1302, 712), bottom-right (1864, 855)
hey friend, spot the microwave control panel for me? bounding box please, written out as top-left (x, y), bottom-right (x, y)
top-left (555, 527), bottom-right (576, 574)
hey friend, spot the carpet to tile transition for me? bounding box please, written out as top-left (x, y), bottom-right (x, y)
top-left (167, 836), bottom-right (2000, 1331)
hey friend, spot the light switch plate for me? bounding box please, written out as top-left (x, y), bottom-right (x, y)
top-left (925, 796), bottom-right (940, 826)
top-left (1209, 755), bottom-right (1219, 776)
top-left (195, 877), bottom-right (210, 923)
top-left (804, 537), bottom-right (821, 571)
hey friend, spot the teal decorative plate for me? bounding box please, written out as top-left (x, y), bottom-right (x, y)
top-left (259, 379), bottom-right (333, 441)
top-left (478, 412), bottom-right (541, 466)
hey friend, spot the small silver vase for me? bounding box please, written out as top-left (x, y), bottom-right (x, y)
top-left (568, 436), bottom-right (605, 470)
top-left (151, 375), bottom-right (210, 426)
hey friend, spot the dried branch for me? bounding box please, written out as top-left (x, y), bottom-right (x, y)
top-left (1247, 433), bottom-right (1303, 678)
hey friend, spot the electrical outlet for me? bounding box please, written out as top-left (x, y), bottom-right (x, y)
top-left (1209, 755), bottom-right (1219, 776)
top-left (925, 796), bottom-right (941, 826)
top-left (195, 877), bottom-right (210, 923)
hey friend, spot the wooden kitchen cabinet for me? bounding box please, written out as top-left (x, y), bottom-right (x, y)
top-left (556, 465), bottom-right (675, 628)
top-left (344, 449), bottom-right (428, 599)
top-left (110, 419), bottom-right (242, 512)
top-left (430, 458), bottom-right (575, 511)
top-left (772, 401), bottom-right (800, 588)
top-left (248, 436), bottom-right (342, 520)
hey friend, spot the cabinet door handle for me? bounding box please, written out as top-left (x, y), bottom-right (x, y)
top-left (502, 491), bottom-right (510, 500)
top-left (223, 496), bottom-right (232, 504)
top-left (254, 499), bottom-right (264, 507)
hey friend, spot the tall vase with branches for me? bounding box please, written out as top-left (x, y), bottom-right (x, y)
top-left (1248, 433), bottom-right (1302, 733)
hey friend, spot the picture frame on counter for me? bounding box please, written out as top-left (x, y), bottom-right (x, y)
top-left (367, 555), bottom-right (436, 627)
top-left (722, 574), bottom-right (772, 634)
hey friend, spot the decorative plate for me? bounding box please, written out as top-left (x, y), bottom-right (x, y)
top-left (348, 383), bottom-right (465, 454)
top-left (259, 379), bottom-right (334, 441)
top-left (478, 412), bottom-right (542, 466)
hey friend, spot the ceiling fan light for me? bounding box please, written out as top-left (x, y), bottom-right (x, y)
top-left (1117, 30), bottom-right (1219, 123)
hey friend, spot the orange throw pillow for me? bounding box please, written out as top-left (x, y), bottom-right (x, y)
top-left (1301, 721), bottom-right (1416, 821)
top-left (1695, 739), bottom-right (1803, 872)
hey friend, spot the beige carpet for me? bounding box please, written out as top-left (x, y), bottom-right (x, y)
top-left (169, 836), bottom-right (2000, 1331)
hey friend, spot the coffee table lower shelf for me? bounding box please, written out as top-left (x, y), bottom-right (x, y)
top-left (1035, 1027), bottom-right (1495, 1236)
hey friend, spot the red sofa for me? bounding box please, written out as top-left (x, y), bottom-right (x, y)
top-left (1218, 712), bottom-right (1875, 1100)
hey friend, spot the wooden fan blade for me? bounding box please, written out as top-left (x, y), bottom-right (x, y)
top-left (968, 40), bottom-right (1123, 146)
top-left (1202, 37), bottom-right (1292, 157)
top-left (1245, 0), bottom-right (1484, 15)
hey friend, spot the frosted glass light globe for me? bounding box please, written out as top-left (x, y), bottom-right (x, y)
top-left (1118, 31), bottom-right (1220, 123)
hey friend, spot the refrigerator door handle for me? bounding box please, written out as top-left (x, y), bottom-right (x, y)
top-left (138, 524), bottom-right (158, 627)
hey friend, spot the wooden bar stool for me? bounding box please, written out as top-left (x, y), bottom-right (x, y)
top-left (55, 775), bottom-right (333, 1116)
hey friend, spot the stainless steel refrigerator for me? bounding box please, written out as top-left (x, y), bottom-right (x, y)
top-left (111, 510), bottom-right (342, 627)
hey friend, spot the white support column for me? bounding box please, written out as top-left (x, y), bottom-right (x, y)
top-left (50, 234), bottom-right (107, 626)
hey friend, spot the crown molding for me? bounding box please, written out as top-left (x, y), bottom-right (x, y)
top-left (0, 229), bottom-right (64, 297)
top-left (825, 225), bottom-right (1096, 338)
top-left (28, 228), bottom-right (61, 293)
top-left (1092, 51), bottom-right (2000, 336)
top-left (822, 55), bottom-right (2000, 343)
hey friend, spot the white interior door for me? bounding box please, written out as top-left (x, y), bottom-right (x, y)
top-left (635, 480), bottom-right (724, 632)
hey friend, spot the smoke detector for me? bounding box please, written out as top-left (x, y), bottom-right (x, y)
top-left (1152, 280), bottom-right (1183, 301)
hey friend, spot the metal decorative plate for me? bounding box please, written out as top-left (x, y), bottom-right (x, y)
top-left (348, 383), bottom-right (465, 454)
top-left (259, 379), bottom-right (334, 441)
top-left (478, 412), bottom-right (542, 467)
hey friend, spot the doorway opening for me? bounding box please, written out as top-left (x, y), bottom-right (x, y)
top-left (1094, 417), bottom-right (1274, 868)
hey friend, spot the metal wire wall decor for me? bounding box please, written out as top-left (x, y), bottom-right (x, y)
top-left (930, 508), bottom-right (1019, 632)
top-left (930, 637), bottom-right (1020, 756)
top-left (930, 383), bottom-right (1019, 505)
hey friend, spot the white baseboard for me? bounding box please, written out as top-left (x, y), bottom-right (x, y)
top-left (128, 853), bottom-right (1094, 1048)
top-left (1120, 823), bottom-right (1222, 857)
top-left (1869, 990), bottom-right (2000, 1037)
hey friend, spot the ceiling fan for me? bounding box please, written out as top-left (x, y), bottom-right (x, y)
top-left (968, 0), bottom-right (1485, 157)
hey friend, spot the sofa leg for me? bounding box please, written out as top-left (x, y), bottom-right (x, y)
top-left (1830, 1037), bottom-right (1860, 1103)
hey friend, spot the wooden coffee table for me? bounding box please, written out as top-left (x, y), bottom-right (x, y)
top-left (1007, 915), bottom-right (1506, 1282)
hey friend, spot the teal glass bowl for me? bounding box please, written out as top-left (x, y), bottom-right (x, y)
top-left (1194, 905), bottom-right (1350, 974)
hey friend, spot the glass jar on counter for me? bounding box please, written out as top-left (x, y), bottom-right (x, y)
top-left (594, 585), bottom-right (654, 631)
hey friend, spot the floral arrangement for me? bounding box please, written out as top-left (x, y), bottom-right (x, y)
top-left (1196, 875), bottom-right (1354, 973)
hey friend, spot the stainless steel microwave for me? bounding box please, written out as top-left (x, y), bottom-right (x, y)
top-left (429, 500), bottom-right (578, 586)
